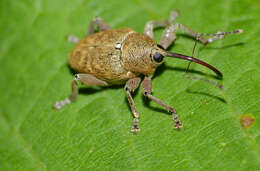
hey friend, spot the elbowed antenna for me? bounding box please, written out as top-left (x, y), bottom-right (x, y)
top-left (166, 51), bottom-right (223, 78)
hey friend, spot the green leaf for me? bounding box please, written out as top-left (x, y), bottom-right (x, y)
top-left (1, 0), bottom-right (260, 170)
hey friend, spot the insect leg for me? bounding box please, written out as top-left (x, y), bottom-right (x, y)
top-left (124, 78), bottom-right (141, 133)
top-left (144, 21), bottom-right (169, 39)
top-left (141, 76), bottom-right (182, 130)
top-left (53, 74), bottom-right (108, 109)
top-left (144, 11), bottom-right (179, 39)
top-left (87, 17), bottom-right (111, 36)
top-left (67, 35), bottom-right (80, 44)
top-left (161, 23), bottom-right (242, 48)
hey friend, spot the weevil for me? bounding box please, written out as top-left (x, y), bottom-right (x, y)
top-left (54, 11), bottom-right (242, 133)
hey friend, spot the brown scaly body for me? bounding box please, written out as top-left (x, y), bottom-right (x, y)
top-left (54, 11), bottom-right (242, 133)
top-left (69, 28), bottom-right (161, 85)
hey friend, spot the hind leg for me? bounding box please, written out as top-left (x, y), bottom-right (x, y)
top-left (87, 17), bottom-right (111, 35)
top-left (53, 74), bottom-right (108, 109)
top-left (68, 17), bottom-right (111, 44)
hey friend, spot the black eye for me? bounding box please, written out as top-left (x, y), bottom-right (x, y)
top-left (153, 52), bottom-right (164, 63)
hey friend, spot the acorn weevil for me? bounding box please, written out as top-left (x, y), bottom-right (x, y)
top-left (54, 11), bottom-right (242, 133)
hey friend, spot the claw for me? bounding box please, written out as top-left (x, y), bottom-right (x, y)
top-left (173, 122), bottom-right (183, 130)
top-left (131, 118), bottom-right (140, 133)
top-left (131, 127), bottom-right (140, 133)
top-left (53, 98), bottom-right (71, 110)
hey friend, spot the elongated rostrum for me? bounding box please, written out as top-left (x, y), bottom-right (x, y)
top-left (54, 11), bottom-right (242, 133)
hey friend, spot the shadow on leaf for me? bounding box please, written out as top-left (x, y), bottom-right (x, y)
top-left (186, 88), bottom-right (226, 103)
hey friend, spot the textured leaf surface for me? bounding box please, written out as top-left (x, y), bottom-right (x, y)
top-left (0, 0), bottom-right (260, 170)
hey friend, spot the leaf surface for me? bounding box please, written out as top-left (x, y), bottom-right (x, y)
top-left (0, 0), bottom-right (260, 170)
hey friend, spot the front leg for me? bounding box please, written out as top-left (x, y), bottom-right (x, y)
top-left (160, 23), bottom-right (242, 49)
top-left (124, 78), bottom-right (141, 133)
top-left (145, 10), bottom-right (242, 49)
top-left (144, 11), bottom-right (179, 39)
top-left (141, 76), bottom-right (182, 130)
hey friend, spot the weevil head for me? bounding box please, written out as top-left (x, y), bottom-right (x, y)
top-left (122, 33), bottom-right (167, 76)
top-left (122, 32), bottom-right (223, 78)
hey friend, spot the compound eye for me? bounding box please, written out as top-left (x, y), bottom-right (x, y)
top-left (153, 52), bottom-right (164, 63)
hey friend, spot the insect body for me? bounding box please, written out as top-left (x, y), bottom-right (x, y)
top-left (69, 28), bottom-right (158, 85)
top-left (54, 11), bottom-right (242, 133)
